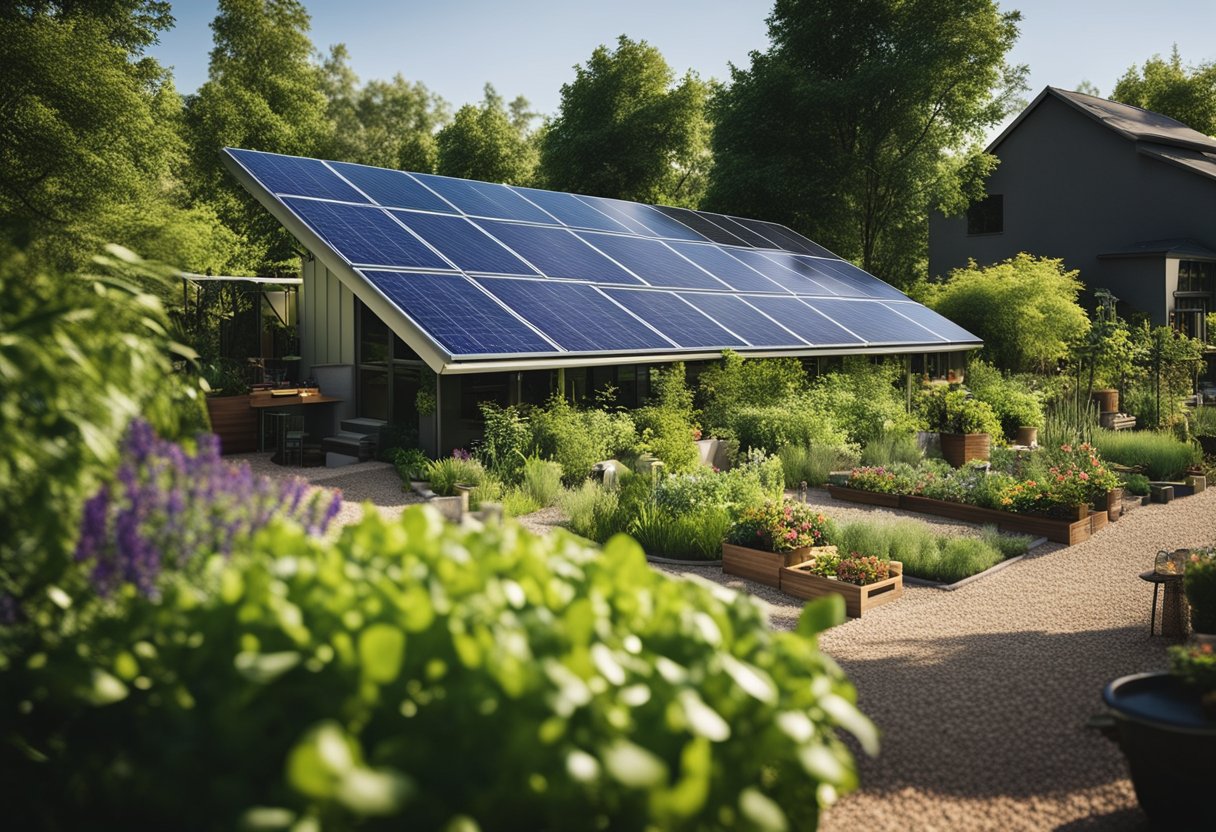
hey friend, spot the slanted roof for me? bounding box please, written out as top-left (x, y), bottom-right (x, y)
top-left (224, 148), bottom-right (980, 374)
top-left (1099, 238), bottom-right (1216, 261)
top-left (989, 87), bottom-right (1216, 156)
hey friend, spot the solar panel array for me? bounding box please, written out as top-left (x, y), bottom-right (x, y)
top-left (226, 148), bottom-right (980, 361)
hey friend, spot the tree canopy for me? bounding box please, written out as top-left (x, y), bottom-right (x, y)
top-left (539, 36), bottom-right (710, 207)
top-left (705, 0), bottom-right (1027, 287)
top-left (916, 253), bottom-right (1090, 374)
top-left (1111, 47), bottom-right (1216, 137)
top-left (436, 85), bottom-right (538, 185)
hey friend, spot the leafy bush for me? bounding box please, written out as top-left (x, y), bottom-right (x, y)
top-left (779, 444), bottom-right (859, 487)
top-left (835, 555), bottom-right (891, 586)
top-left (846, 464), bottom-right (919, 495)
top-left (391, 447), bottom-right (431, 482)
top-left (965, 359), bottom-right (1044, 438)
top-left (1185, 550), bottom-right (1216, 634)
top-left (74, 422), bottom-right (342, 596)
top-left (4, 507), bottom-right (874, 829)
top-left (425, 455), bottom-right (487, 496)
top-left (698, 351), bottom-right (809, 437)
top-left (726, 500), bottom-right (835, 552)
top-left (378, 421), bottom-right (420, 462)
top-left (919, 388), bottom-right (1002, 438)
top-left (1168, 642), bottom-right (1216, 691)
top-left (502, 487), bottom-right (541, 517)
top-left (653, 468), bottom-right (767, 518)
top-left (859, 434), bottom-right (922, 467)
top-left (806, 357), bottom-right (921, 445)
top-left (1089, 428), bottom-right (1199, 480)
top-left (634, 363), bottom-right (699, 472)
top-left (530, 397), bottom-right (637, 485)
top-left (521, 457), bottom-right (564, 507)
top-left (479, 402), bottom-right (532, 482)
top-left (740, 448), bottom-right (786, 500)
top-left (560, 481), bottom-right (622, 542)
top-left (1194, 406), bottom-right (1216, 438)
top-left (728, 403), bottom-right (848, 453)
top-left (1122, 472), bottom-right (1150, 496)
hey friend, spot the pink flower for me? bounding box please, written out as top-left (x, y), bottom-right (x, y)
top-left (1079, 472), bottom-right (1089, 481)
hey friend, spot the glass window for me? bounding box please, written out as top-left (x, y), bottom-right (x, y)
top-left (460, 373), bottom-right (510, 420)
top-left (1174, 297), bottom-right (1208, 341)
top-left (1178, 260), bottom-right (1214, 294)
top-left (966, 194), bottom-right (1003, 235)
top-left (359, 302), bottom-right (389, 366)
top-left (359, 368), bottom-right (389, 420)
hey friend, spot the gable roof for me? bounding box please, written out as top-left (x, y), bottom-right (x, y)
top-left (989, 87), bottom-right (1216, 156)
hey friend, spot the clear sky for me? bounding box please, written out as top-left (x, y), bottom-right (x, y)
top-left (150, 0), bottom-right (1216, 139)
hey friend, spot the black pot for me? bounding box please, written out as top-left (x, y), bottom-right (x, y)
top-left (1103, 673), bottom-right (1216, 829)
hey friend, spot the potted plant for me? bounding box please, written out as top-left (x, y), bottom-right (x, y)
top-left (722, 500), bottom-right (835, 588)
top-left (1185, 548), bottom-right (1216, 639)
top-left (926, 389), bottom-right (1001, 468)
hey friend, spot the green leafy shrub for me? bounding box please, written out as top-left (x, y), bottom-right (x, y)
top-left (3, 508), bottom-right (874, 829)
top-left (1122, 472), bottom-right (1150, 496)
top-left (846, 464), bottom-right (919, 495)
top-left (425, 455), bottom-right (487, 496)
top-left (726, 500), bottom-right (835, 552)
top-left (859, 434), bottom-right (922, 467)
top-left (741, 448), bottom-right (786, 500)
top-left (560, 480), bottom-right (623, 542)
top-left (530, 397), bottom-right (637, 485)
top-left (1194, 406), bottom-right (1216, 438)
top-left (479, 402), bottom-right (532, 482)
top-left (779, 444), bottom-right (859, 487)
top-left (919, 388), bottom-right (1003, 438)
top-left (806, 357), bottom-right (922, 445)
top-left (502, 487), bottom-right (541, 517)
top-left (1089, 428), bottom-right (1199, 480)
top-left (378, 421), bottom-right (420, 462)
top-left (469, 475), bottom-right (503, 510)
top-left (391, 447), bottom-right (431, 483)
top-left (698, 351), bottom-right (809, 437)
top-left (653, 468), bottom-right (767, 518)
top-left (521, 457), bottom-right (563, 507)
top-left (1185, 550), bottom-right (1216, 634)
top-left (965, 359), bottom-right (1044, 438)
top-left (634, 363), bottom-right (699, 472)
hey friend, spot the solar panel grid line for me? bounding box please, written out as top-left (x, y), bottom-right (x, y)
top-left (282, 198), bottom-right (455, 272)
top-left (320, 159), bottom-right (387, 207)
top-left (790, 297), bottom-right (868, 345)
top-left (752, 251), bottom-right (840, 296)
top-left (656, 240), bottom-right (737, 290)
top-left (573, 195), bottom-right (661, 237)
top-left (375, 206), bottom-right (466, 270)
top-left (566, 233), bottom-right (654, 287)
top-left (325, 160), bottom-right (463, 215)
top-left (362, 269), bottom-right (565, 355)
top-left (705, 213), bottom-right (782, 248)
top-left (657, 207), bottom-right (752, 246)
top-left (602, 289), bottom-right (750, 349)
top-left (743, 295), bottom-right (863, 346)
top-left (880, 301), bottom-right (980, 343)
top-left (731, 296), bottom-right (813, 346)
top-left (590, 286), bottom-right (682, 349)
top-left (876, 302), bottom-right (951, 342)
top-left (669, 291), bottom-right (758, 347)
top-left (801, 298), bottom-right (946, 345)
top-left (388, 210), bottom-right (543, 276)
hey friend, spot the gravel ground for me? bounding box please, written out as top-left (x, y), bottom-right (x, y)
top-left (659, 488), bottom-right (1216, 831)
top-left (232, 454), bottom-right (1215, 828)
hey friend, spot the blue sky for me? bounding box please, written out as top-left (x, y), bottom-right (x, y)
top-left (151, 0), bottom-right (1216, 139)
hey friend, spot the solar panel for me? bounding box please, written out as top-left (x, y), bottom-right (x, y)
top-left (576, 233), bottom-right (724, 290)
top-left (744, 296), bottom-right (862, 346)
top-left (801, 299), bottom-right (942, 343)
top-left (230, 149), bottom-right (370, 203)
top-left (579, 198), bottom-right (707, 242)
top-left (679, 293), bottom-right (805, 347)
top-left (362, 271), bottom-right (556, 356)
top-left (411, 174), bottom-right (555, 223)
top-left (283, 199), bottom-right (450, 270)
top-left (882, 302), bottom-right (980, 343)
top-left (667, 242), bottom-right (788, 293)
top-left (576, 196), bottom-right (660, 236)
top-left (604, 289), bottom-right (748, 348)
top-left (652, 207), bottom-right (750, 246)
top-left (812, 259), bottom-right (908, 300)
top-left (725, 248), bottom-right (831, 294)
top-left (328, 162), bottom-right (456, 214)
top-left (507, 187), bottom-right (631, 233)
top-left (476, 278), bottom-right (673, 352)
top-left (473, 220), bottom-right (643, 284)
top-left (734, 218), bottom-right (838, 258)
top-left (761, 254), bottom-right (856, 296)
top-left (700, 212), bottom-right (778, 247)
top-left (390, 211), bottom-right (539, 275)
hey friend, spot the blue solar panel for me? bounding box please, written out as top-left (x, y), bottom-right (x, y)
top-left (702, 213), bottom-right (778, 247)
top-left (756, 252), bottom-right (853, 296)
top-left (604, 290), bottom-right (747, 348)
top-left (882, 302), bottom-right (979, 343)
top-left (666, 242), bottom-right (787, 293)
top-left (745, 296), bottom-right (862, 346)
top-left (411, 174), bottom-right (555, 223)
top-left (580, 199), bottom-right (706, 242)
top-left (477, 279), bottom-right (673, 352)
top-left (229, 149), bottom-right (369, 203)
top-left (678, 293), bottom-right (804, 347)
top-left (390, 211), bottom-right (538, 275)
top-left (283, 199), bottom-right (449, 269)
top-left (654, 207), bottom-right (750, 246)
top-left (362, 271), bottom-right (556, 356)
top-left (725, 248), bottom-right (831, 294)
top-left (328, 162), bottom-right (455, 214)
top-left (473, 220), bottom-right (644, 284)
top-left (508, 187), bottom-right (631, 233)
top-left (577, 233), bottom-right (724, 290)
top-left (812, 260), bottom-right (908, 300)
top-left (576, 196), bottom-right (659, 236)
top-left (734, 218), bottom-right (838, 258)
top-left (802, 299), bottom-right (941, 343)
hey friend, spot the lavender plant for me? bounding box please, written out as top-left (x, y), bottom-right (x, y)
top-left (74, 420), bottom-right (341, 596)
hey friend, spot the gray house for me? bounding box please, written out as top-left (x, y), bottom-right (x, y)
top-left (930, 87), bottom-right (1216, 352)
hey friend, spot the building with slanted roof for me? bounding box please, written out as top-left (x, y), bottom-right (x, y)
top-left (930, 86), bottom-right (1216, 353)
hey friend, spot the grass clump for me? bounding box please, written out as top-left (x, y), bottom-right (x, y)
top-left (1122, 472), bottom-right (1150, 496)
top-left (859, 434), bottom-right (923, 467)
top-left (560, 480), bottom-right (621, 542)
top-left (833, 519), bottom-right (1029, 584)
top-left (779, 444), bottom-right (858, 487)
top-left (631, 505), bottom-right (732, 561)
top-left (425, 455), bottom-right (486, 495)
top-left (1090, 428), bottom-right (1199, 480)
top-left (502, 487), bottom-right (541, 517)
top-left (521, 457), bottom-right (563, 507)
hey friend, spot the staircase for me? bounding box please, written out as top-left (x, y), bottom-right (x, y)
top-left (321, 418), bottom-right (386, 467)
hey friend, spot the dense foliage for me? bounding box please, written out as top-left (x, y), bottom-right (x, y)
top-left (1112, 47), bottom-right (1216, 137)
top-left (727, 501), bottom-right (835, 553)
top-left (437, 84), bottom-right (539, 185)
top-left (1089, 428), bottom-right (1199, 481)
top-left (832, 520), bottom-right (1030, 584)
top-left (1184, 549), bottom-right (1216, 634)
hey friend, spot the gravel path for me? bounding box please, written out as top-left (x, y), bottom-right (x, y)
top-left (661, 488), bottom-right (1216, 831)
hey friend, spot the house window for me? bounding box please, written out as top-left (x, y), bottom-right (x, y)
top-left (1173, 260), bottom-right (1213, 341)
top-left (1178, 260), bottom-right (1213, 294)
top-left (356, 300), bottom-right (426, 424)
top-left (966, 194), bottom-right (1003, 235)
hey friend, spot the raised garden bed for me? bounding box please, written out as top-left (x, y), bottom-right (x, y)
top-left (722, 542), bottom-right (816, 588)
top-left (827, 485), bottom-right (1106, 545)
top-left (205, 394), bottom-right (257, 454)
top-left (781, 557), bottom-right (904, 617)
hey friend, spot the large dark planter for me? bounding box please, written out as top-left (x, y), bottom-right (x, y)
top-left (939, 432), bottom-right (990, 468)
top-left (204, 394), bottom-right (257, 454)
top-left (1199, 434), bottom-right (1216, 459)
top-left (1103, 672), bottom-right (1216, 829)
top-left (1092, 388), bottom-right (1119, 414)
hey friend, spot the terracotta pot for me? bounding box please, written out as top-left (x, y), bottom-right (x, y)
top-left (1092, 388), bottom-right (1119, 414)
top-left (939, 432), bottom-right (990, 468)
top-left (1015, 426), bottom-right (1038, 447)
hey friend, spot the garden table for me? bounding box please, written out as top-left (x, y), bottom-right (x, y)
top-left (1139, 570), bottom-right (1187, 637)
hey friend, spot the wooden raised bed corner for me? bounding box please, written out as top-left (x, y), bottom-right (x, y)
top-left (825, 485), bottom-right (901, 508)
top-left (781, 559), bottom-right (904, 618)
top-left (722, 543), bottom-right (815, 589)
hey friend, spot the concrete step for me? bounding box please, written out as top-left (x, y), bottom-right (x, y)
top-left (321, 430), bottom-right (377, 461)
top-left (340, 418), bottom-right (386, 436)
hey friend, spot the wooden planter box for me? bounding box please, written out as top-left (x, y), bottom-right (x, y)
top-left (781, 559), bottom-right (904, 618)
top-left (828, 488), bottom-right (1105, 545)
top-left (722, 543), bottom-right (815, 588)
top-left (825, 485), bottom-right (901, 508)
top-left (1092, 388), bottom-right (1119, 414)
top-left (940, 432), bottom-right (990, 468)
top-left (205, 394), bottom-right (257, 454)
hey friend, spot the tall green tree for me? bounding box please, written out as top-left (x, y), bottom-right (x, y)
top-left (0, 2), bottom-right (231, 271)
top-left (436, 84), bottom-right (538, 184)
top-left (539, 36), bottom-right (710, 206)
top-left (320, 44), bottom-right (450, 172)
top-left (1111, 47), bottom-right (1216, 136)
top-left (184, 0), bottom-right (332, 274)
top-left (706, 0), bottom-right (1026, 287)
